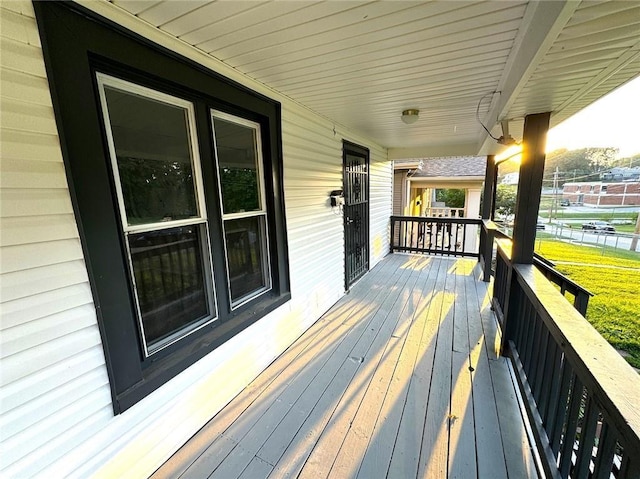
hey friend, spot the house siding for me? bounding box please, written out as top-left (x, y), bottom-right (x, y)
top-left (0, 2), bottom-right (390, 478)
top-left (393, 170), bottom-right (404, 216)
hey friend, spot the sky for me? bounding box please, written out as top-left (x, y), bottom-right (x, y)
top-left (546, 75), bottom-right (640, 159)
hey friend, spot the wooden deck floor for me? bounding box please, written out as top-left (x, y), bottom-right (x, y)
top-left (152, 254), bottom-right (539, 479)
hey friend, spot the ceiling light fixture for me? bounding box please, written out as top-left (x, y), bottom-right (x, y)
top-left (401, 109), bottom-right (419, 124)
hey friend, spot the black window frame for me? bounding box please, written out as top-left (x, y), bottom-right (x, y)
top-left (35, 1), bottom-right (290, 413)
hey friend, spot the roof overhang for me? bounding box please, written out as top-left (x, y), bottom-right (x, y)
top-left (407, 177), bottom-right (486, 190)
top-left (89, 1), bottom-right (639, 157)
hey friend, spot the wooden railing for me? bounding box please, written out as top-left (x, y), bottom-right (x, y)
top-left (533, 254), bottom-right (593, 316)
top-left (479, 219), bottom-right (510, 281)
top-left (390, 215), bottom-right (481, 257)
top-left (480, 220), bottom-right (593, 316)
top-left (493, 240), bottom-right (640, 479)
top-left (423, 206), bottom-right (465, 218)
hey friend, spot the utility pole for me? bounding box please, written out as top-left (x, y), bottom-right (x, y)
top-left (631, 212), bottom-right (640, 252)
top-left (549, 167), bottom-right (559, 222)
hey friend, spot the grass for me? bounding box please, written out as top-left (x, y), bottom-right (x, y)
top-left (534, 239), bottom-right (640, 369)
top-left (614, 224), bottom-right (638, 233)
top-left (535, 239), bottom-right (640, 267)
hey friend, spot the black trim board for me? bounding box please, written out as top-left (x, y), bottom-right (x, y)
top-left (34, 1), bottom-right (291, 413)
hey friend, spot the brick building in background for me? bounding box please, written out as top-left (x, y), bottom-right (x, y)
top-left (563, 182), bottom-right (640, 206)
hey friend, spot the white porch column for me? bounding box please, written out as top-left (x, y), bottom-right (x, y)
top-left (465, 188), bottom-right (482, 218)
top-left (464, 188), bottom-right (482, 252)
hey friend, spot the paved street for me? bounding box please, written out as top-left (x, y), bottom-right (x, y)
top-left (540, 224), bottom-right (639, 252)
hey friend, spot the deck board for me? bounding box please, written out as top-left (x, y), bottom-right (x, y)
top-left (297, 258), bottom-right (425, 479)
top-left (449, 259), bottom-right (477, 479)
top-left (467, 265), bottom-right (509, 479)
top-left (267, 257), bottom-right (415, 478)
top-left (386, 259), bottom-right (445, 478)
top-left (355, 257), bottom-right (442, 479)
top-left (417, 260), bottom-right (456, 479)
top-left (152, 254), bottom-right (538, 479)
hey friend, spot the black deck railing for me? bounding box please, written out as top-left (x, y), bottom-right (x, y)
top-left (390, 215), bottom-right (481, 257)
top-left (533, 254), bottom-right (593, 316)
top-left (481, 220), bottom-right (593, 316)
top-left (492, 239), bottom-right (640, 479)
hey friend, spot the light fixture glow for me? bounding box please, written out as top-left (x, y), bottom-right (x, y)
top-left (495, 145), bottom-right (523, 164)
top-left (401, 109), bottom-right (419, 124)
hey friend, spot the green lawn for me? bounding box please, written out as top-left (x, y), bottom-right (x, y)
top-left (614, 224), bottom-right (638, 233)
top-left (534, 239), bottom-right (640, 369)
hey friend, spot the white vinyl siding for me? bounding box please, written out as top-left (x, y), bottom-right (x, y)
top-left (0, 3), bottom-right (113, 477)
top-left (0, 2), bottom-right (391, 478)
top-left (393, 170), bottom-right (404, 216)
top-left (369, 144), bottom-right (392, 266)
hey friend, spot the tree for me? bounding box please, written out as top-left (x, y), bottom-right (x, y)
top-left (586, 147), bottom-right (618, 171)
top-left (435, 189), bottom-right (465, 208)
top-left (610, 153), bottom-right (640, 169)
top-left (543, 147), bottom-right (619, 184)
top-left (495, 184), bottom-right (517, 219)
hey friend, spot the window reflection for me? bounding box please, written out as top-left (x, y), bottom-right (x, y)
top-left (129, 225), bottom-right (210, 349)
top-left (105, 87), bottom-right (198, 225)
top-left (213, 117), bottom-right (261, 214)
top-left (224, 216), bottom-right (268, 303)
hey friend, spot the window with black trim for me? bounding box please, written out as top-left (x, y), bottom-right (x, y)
top-left (97, 74), bottom-right (218, 357)
top-left (212, 112), bottom-right (272, 308)
top-left (35, 2), bottom-right (290, 413)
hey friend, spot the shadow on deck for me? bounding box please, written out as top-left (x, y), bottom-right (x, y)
top-left (152, 254), bottom-right (538, 479)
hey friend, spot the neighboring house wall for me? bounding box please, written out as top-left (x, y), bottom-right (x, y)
top-left (392, 175), bottom-right (483, 251)
top-left (0, 2), bottom-right (390, 477)
top-left (403, 179), bottom-right (484, 218)
top-left (392, 170), bottom-right (405, 216)
top-left (501, 172), bottom-right (519, 185)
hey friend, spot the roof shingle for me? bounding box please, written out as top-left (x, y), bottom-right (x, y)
top-left (395, 156), bottom-right (486, 178)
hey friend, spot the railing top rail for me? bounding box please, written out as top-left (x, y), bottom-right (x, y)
top-left (513, 262), bottom-right (640, 452)
top-left (495, 237), bottom-right (513, 259)
top-left (391, 215), bottom-right (482, 225)
top-left (532, 256), bottom-right (594, 297)
top-left (492, 233), bottom-right (594, 298)
top-left (533, 252), bottom-right (554, 268)
top-left (482, 219), bottom-right (511, 240)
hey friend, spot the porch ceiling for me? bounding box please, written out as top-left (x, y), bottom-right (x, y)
top-left (111, 0), bottom-right (640, 158)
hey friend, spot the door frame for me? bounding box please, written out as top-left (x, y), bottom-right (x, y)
top-left (342, 140), bottom-right (370, 290)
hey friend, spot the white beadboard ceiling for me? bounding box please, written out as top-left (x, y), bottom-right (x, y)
top-left (110, 0), bottom-right (640, 158)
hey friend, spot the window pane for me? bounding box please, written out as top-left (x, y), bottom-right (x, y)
top-left (225, 216), bottom-right (269, 303)
top-left (129, 224), bottom-right (212, 351)
top-left (213, 117), bottom-right (261, 214)
top-left (104, 87), bottom-right (199, 225)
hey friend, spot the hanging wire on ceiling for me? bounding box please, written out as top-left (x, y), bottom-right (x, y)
top-left (476, 91), bottom-right (501, 141)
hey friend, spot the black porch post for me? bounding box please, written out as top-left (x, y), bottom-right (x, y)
top-left (480, 155), bottom-right (497, 281)
top-left (511, 112), bottom-right (551, 264)
top-left (502, 112), bottom-right (551, 351)
top-left (481, 155), bottom-right (496, 220)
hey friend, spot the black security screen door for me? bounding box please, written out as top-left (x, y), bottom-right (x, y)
top-left (343, 141), bottom-right (370, 289)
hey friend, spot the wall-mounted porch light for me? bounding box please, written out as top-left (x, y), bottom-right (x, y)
top-left (495, 144), bottom-right (523, 165)
top-left (401, 109), bottom-right (420, 124)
